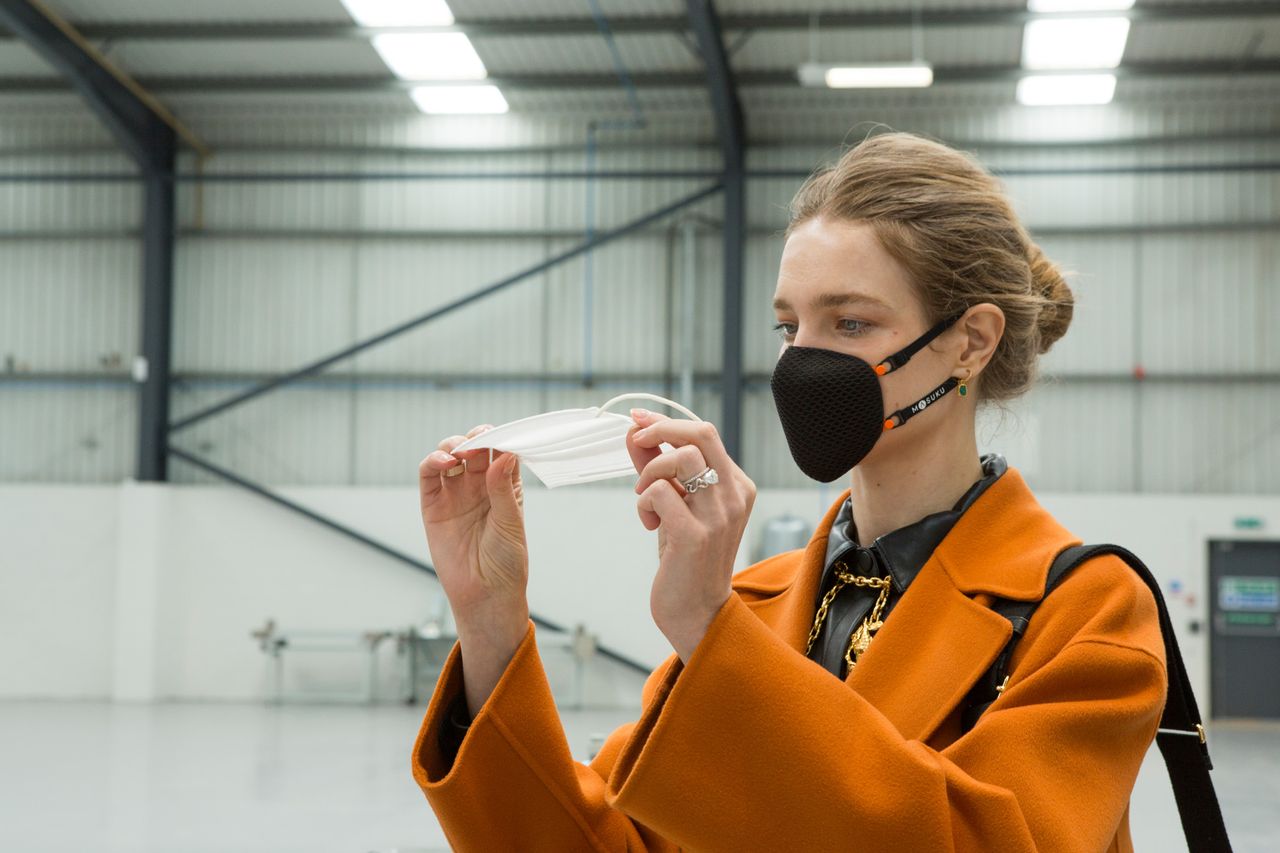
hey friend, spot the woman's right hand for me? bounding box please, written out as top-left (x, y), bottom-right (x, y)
top-left (419, 424), bottom-right (530, 633)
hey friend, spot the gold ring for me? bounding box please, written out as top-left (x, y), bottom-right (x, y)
top-left (444, 458), bottom-right (467, 477)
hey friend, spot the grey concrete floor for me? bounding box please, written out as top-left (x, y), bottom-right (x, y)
top-left (0, 700), bottom-right (1273, 852)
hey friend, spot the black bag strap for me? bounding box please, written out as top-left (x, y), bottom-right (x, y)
top-left (961, 543), bottom-right (1232, 853)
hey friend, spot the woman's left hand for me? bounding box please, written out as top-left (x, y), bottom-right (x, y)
top-left (625, 408), bottom-right (757, 663)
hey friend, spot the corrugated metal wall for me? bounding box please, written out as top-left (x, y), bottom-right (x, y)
top-left (0, 125), bottom-right (140, 482)
top-left (165, 143), bottom-right (722, 488)
top-left (3, 107), bottom-right (1277, 493)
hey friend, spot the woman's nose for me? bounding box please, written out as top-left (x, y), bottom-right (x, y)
top-left (792, 328), bottom-right (821, 349)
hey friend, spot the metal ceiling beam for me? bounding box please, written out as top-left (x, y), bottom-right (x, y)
top-left (0, 0), bottom-right (190, 483)
top-left (6, 128), bottom-right (1280, 155)
top-left (685, 0), bottom-right (746, 464)
top-left (5, 61), bottom-right (1278, 94)
top-left (0, 1), bottom-right (172, 168)
top-left (1, 3), bottom-right (1275, 41)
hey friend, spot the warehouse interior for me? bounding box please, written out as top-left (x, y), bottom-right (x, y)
top-left (1, 0), bottom-right (1279, 851)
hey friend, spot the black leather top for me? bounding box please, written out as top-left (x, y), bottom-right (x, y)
top-left (808, 452), bottom-right (1009, 680)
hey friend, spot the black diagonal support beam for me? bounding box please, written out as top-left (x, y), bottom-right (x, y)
top-left (0, 0), bottom-right (177, 481)
top-left (685, 0), bottom-right (745, 463)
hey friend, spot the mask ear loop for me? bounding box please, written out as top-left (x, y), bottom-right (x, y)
top-left (874, 310), bottom-right (967, 377)
top-left (883, 376), bottom-right (960, 431)
top-left (595, 392), bottom-right (703, 423)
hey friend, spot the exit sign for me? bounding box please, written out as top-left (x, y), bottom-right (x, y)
top-left (1233, 517), bottom-right (1264, 530)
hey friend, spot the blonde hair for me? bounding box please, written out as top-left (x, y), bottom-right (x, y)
top-left (785, 131), bottom-right (1074, 404)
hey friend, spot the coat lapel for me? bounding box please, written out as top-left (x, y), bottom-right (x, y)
top-left (842, 562), bottom-right (1013, 742)
top-left (738, 465), bottom-right (1082, 744)
top-left (738, 485), bottom-right (848, 656)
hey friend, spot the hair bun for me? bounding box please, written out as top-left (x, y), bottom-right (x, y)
top-left (1027, 243), bottom-right (1074, 355)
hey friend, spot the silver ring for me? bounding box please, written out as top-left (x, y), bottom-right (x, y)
top-left (444, 458), bottom-right (467, 477)
top-left (681, 466), bottom-right (719, 493)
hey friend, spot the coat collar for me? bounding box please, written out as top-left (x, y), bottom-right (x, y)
top-left (819, 452), bottom-right (1008, 599)
top-left (934, 461), bottom-right (1082, 601)
top-left (734, 461), bottom-right (1082, 743)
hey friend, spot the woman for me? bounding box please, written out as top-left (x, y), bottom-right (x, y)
top-left (411, 132), bottom-right (1166, 852)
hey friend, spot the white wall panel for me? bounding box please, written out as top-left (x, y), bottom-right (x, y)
top-left (0, 384), bottom-right (135, 482)
top-left (1139, 232), bottom-right (1280, 375)
top-left (0, 238), bottom-right (139, 371)
top-left (189, 158), bottom-right (361, 232)
top-left (1033, 236), bottom-right (1138, 376)
top-left (0, 173), bottom-right (139, 234)
top-left (352, 238), bottom-right (548, 374)
top-left (1140, 383), bottom-right (1280, 495)
top-left (173, 239), bottom-right (358, 374)
top-left (170, 385), bottom-right (355, 487)
top-left (743, 232), bottom-right (787, 376)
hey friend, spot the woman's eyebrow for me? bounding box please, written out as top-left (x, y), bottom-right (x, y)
top-left (772, 292), bottom-right (892, 312)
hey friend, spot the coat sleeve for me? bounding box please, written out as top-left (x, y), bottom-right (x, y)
top-left (603, 554), bottom-right (1168, 853)
top-left (409, 618), bottom-right (681, 852)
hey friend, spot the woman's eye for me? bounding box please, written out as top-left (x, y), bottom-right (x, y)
top-left (771, 319), bottom-right (869, 340)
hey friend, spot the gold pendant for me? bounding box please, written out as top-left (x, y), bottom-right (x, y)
top-left (840, 576), bottom-right (893, 670)
top-left (847, 617), bottom-right (885, 666)
top-left (847, 621), bottom-right (871, 665)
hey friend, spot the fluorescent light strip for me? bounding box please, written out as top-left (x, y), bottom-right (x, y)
top-left (798, 62), bottom-right (933, 88)
top-left (339, 0), bottom-right (454, 26)
top-left (827, 65), bottom-right (933, 88)
top-left (1016, 74), bottom-right (1116, 105)
top-left (1022, 17), bottom-right (1130, 70)
top-left (340, 0), bottom-right (511, 115)
top-left (411, 85), bottom-right (509, 114)
top-left (372, 32), bottom-right (487, 80)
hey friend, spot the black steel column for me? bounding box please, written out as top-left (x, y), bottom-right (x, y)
top-left (685, 0), bottom-right (746, 461)
top-left (138, 136), bottom-right (175, 480)
top-left (0, 0), bottom-right (179, 480)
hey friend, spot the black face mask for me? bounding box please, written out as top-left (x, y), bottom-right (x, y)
top-left (770, 310), bottom-right (967, 482)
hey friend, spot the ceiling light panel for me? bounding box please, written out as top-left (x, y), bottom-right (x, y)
top-left (411, 85), bottom-right (509, 114)
top-left (1022, 17), bottom-right (1130, 69)
top-left (372, 32), bottom-right (487, 80)
top-left (797, 62), bottom-right (933, 89)
top-left (1016, 73), bottom-right (1117, 105)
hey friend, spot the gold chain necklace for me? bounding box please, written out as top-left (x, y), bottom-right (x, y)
top-left (804, 559), bottom-right (893, 671)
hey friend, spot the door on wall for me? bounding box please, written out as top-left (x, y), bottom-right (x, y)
top-left (1208, 539), bottom-right (1280, 719)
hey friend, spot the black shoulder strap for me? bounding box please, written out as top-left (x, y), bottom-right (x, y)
top-left (960, 543), bottom-right (1232, 853)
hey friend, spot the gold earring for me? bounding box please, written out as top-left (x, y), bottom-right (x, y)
top-left (958, 368), bottom-right (972, 397)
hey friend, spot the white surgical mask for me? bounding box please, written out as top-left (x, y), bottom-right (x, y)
top-left (448, 393), bottom-right (703, 489)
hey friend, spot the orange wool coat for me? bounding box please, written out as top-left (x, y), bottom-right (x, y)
top-left (411, 463), bottom-right (1168, 852)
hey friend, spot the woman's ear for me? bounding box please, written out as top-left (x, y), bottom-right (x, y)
top-left (956, 303), bottom-right (1004, 375)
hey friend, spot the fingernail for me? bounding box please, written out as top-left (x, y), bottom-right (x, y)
top-left (504, 454), bottom-right (517, 474)
top-left (630, 408), bottom-right (649, 419)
